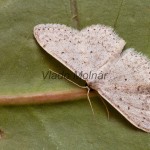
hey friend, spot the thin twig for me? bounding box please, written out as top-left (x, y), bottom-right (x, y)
top-left (113, 0), bottom-right (124, 29)
top-left (70, 0), bottom-right (80, 29)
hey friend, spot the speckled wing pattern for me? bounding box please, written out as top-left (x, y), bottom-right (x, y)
top-left (34, 24), bottom-right (125, 81)
top-left (34, 24), bottom-right (150, 132)
top-left (92, 49), bottom-right (150, 132)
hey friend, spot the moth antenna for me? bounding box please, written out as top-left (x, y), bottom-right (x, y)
top-left (86, 86), bottom-right (95, 115)
top-left (48, 68), bottom-right (95, 115)
top-left (100, 98), bottom-right (110, 120)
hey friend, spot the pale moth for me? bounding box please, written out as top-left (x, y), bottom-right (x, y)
top-left (34, 24), bottom-right (150, 133)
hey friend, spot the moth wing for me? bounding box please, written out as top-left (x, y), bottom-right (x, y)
top-left (79, 25), bottom-right (125, 76)
top-left (34, 24), bottom-right (125, 80)
top-left (34, 24), bottom-right (79, 74)
top-left (92, 49), bottom-right (150, 132)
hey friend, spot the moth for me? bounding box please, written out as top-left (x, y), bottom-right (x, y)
top-left (33, 24), bottom-right (150, 132)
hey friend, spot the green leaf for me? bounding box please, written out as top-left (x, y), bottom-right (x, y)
top-left (0, 0), bottom-right (149, 149)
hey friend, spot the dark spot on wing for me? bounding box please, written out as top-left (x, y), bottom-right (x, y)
top-left (43, 44), bottom-right (46, 48)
